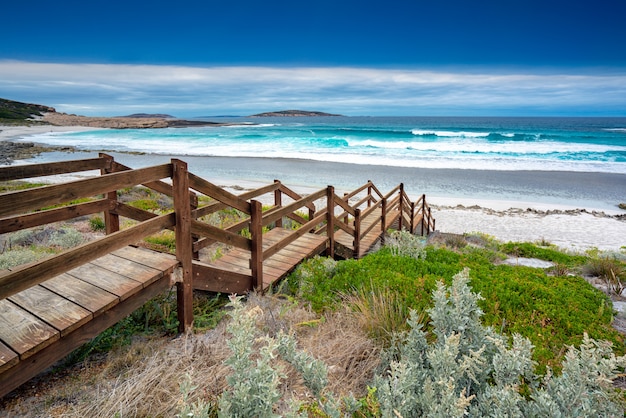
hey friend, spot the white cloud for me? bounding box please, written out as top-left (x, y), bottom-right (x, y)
top-left (1, 61), bottom-right (625, 116)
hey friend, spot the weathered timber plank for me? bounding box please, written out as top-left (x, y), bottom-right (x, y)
top-left (0, 214), bottom-right (175, 300)
top-left (0, 299), bottom-right (59, 359)
top-left (191, 219), bottom-right (251, 251)
top-left (111, 246), bottom-right (179, 273)
top-left (188, 172), bottom-right (251, 214)
top-left (8, 285), bottom-right (92, 337)
top-left (192, 261), bottom-right (252, 294)
top-left (41, 273), bottom-right (119, 315)
top-left (90, 253), bottom-right (164, 287)
top-left (0, 157), bottom-right (109, 182)
top-left (0, 164), bottom-right (172, 217)
top-left (0, 340), bottom-right (18, 374)
top-left (0, 199), bottom-right (113, 234)
top-left (0, 275), bottom-right (171, 398)
top-left (67, 264), bottom-right (143, 301)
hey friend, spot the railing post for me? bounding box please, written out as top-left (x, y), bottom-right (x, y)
top-left (381, 197), bottom-right (387, 246)
top-left (172, 159), bottom-right (193, 333)
top-left (410, 201), bottom-right (416, 234)
top-left (99, 153), bottom-right (120, 234)
top-left (326, 186), bottom-right (335, 258)
top-left (428, 207), bottom-right (433, 235)
top-left (421, 194), bottom-right (426, 236)
top-left (367, 180), bottom-right (372, 208)
top-left (398, 183), bottom-right (404, 231)
top-left (354, 208), bottom-right (361, 259)
top-left (273, 180), bottom-right (282, 228)
top-left (250, 199), bottom-right (263, 290)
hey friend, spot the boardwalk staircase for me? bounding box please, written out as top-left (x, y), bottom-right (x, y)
top-left (0, 154), bottom-right (435, 397)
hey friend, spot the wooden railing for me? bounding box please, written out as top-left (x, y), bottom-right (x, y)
top-left (324, 181), bottom-right (436, 258)
top-left (0, 155), bottom-right (436, 322)
top-left (0, 154), bottom-right (195, 332)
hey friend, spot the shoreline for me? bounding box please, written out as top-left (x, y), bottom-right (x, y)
top-left (2, 124), bottom-right (625, 252)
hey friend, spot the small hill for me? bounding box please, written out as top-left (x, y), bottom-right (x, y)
top-left (0, 98), bottom-right (55, 120)
top-left (250, 110), bottom-right (342, 117)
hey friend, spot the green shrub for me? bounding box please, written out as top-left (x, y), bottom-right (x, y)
top-left (144, 231), bottom-right (176, 253)
top-left (499, 242), bottom-right (587, 266)
top-left (89, 216), bottom-right (106, 232)
top-left (289, 244), bottom-right (623, 373)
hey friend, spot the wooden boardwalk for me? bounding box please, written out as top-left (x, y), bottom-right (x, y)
top-left (193, 228), bottom-right (328, 293)
top-left (0, 154), bottom-right (435, 397)
top-left (0, 246), bottom-right (179, 396)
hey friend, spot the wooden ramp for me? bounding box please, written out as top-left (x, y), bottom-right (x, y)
top-left (0, 246), bottom-right (179, 397)
top-left (192, 228), bottom-right (328, 294)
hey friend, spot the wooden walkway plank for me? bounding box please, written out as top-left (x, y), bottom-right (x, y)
top-left (0, 341), bottom-right (18, 374)
top-left (41, 273), bottom-right (119, 316)
top-left (0, 299), bottom-right (59, 359)
top-left (9, 285), bottom-right (92, 337)
top-left (90, 253), bottom-right (165, 287)
top-left (112, 246), bottom-right (179, 273)
top-left (67, 264), bottom-right (144, 301)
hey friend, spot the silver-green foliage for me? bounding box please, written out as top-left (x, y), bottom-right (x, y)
top-left (217, 295), bottom-right (358, 418)
top-left (0, 248), bottom-right (41, 269)
top-left (291, 255), bottom-right (337, 297)
top-left (375, 268), bottom-right (626, 417)
top-left (218, 298), bottom-right (282, 418)
top-left (385, 230), bottom-right (427, 260)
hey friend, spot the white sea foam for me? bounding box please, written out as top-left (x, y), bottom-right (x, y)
top-left (12, 118), bottom-right (626, 174)
top-left (411, 129), bottom-right (490, 138)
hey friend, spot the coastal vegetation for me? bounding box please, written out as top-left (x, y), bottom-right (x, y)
top-left (0, 184), bottom-right (625, 416)
top-left (0, 97), bottom-right (54, 124)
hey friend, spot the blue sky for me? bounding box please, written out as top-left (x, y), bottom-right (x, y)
top-left (1, 0), bottom-right (626, 116)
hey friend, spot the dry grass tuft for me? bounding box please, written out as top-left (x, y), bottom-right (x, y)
top-left (3, 293), bottom-right (380, 417)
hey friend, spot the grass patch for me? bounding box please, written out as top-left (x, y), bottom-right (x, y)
top-left (288, 243), bottom-right (624, 374)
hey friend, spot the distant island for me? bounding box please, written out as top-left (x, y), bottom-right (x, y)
top-left (250, 110), bottom-right (342, 117)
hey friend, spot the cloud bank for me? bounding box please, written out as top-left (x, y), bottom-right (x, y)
top-left (1, 61), bottom-right (625, 117)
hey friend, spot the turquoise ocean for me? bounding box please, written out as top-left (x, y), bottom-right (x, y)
top-left (20, 116), bottom-right (626, 211)
top-left (30, 116), bottom-right (626, 173)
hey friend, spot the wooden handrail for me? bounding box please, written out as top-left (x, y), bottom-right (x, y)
top-left (0, 164), bottom-right (173, 218)
top-left (382, 184), bottom-right (401, 201)
top-left (188, 172), bottom-right (251, 215)
top-left (0, 199), bottom-right (114, 234)
top-left (0, 157), bottom-right (111, 182)
top-left (0, 213), bottom-right (176, 300)
top-left (342, 181), bottom-right (373, 200)
top-left (261, 188), bottom-right (325, 227)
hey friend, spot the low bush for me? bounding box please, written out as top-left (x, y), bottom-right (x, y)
top-left (289, 243), bottom-right (623, 373)
top-left (375, 269), bottom-right (626, 417)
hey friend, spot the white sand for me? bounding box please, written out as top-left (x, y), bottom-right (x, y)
top-left (0, 125), bottom-right (98, 141)
top-left (431, 204), bottom-right (625, 253)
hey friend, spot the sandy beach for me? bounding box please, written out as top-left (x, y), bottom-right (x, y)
top-left (2, 124), bottom-right (625, 253)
